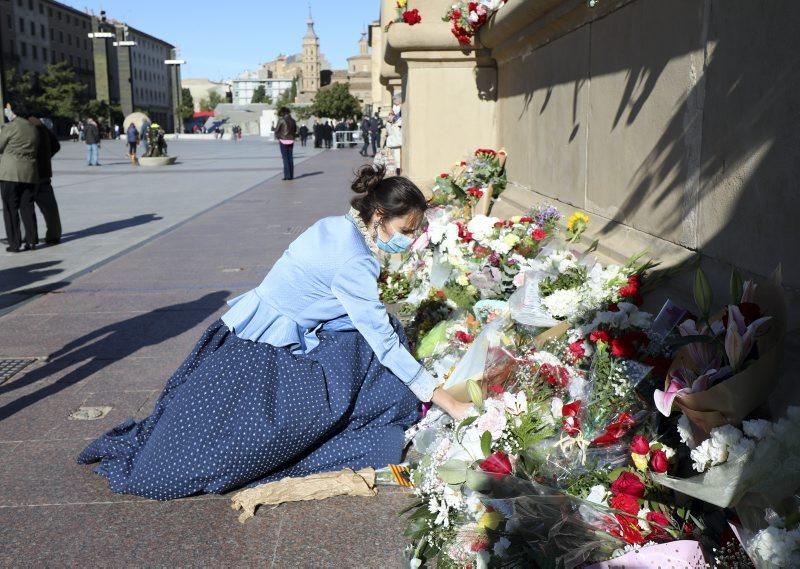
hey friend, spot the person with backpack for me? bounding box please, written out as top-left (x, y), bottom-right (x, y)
top-left (274, 107), bottom-right (297, 181)
top-left (84, 118), bottom-right (100, 166)
top-left (126, 123), bottom-right (139, 166)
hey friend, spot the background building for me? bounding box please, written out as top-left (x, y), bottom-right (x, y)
top-left (230, 71), bottom-right (292, 105)
top-left (346, 31), bottom-right (373, 112)
top-left (182, 78), bottom-right (230, 111)
top-left (0, 1), bottom-right (177, 130)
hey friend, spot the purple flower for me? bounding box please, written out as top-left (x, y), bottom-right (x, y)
top-left (533, 204), bottom-right (561, 227)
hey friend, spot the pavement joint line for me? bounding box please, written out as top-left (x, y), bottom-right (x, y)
top-left (0, 149), bottom-right (319, 319)
top-left (269, 515), bottom-right (285, 568)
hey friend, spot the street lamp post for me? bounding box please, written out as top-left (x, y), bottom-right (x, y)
top-left (164, 58), bottom-right (185, 136)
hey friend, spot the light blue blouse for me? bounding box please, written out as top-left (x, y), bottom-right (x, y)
top-left (221, 212), bottom-right (438, 401)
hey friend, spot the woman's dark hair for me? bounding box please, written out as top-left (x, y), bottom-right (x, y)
top-left (278, 106), bottom-right (290, 117)
top-left (351, 164), bottom-right (427, 226)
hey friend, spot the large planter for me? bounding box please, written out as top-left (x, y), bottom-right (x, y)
top-left (139, 156), bottom-right (177, 167)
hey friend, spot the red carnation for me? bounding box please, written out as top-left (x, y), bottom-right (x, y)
top-left (531, 228), bottom-right (546, 241)
top-left (540, 363), bottom-right (569, 389)
top-left (649, 449), bottom-right (669, 473)
top-left (451, 9), bottom-right (462, 20)
top-left (567, 340), bottom-right (586, 363)
top-left (589, 329), bottom-right (611, 344)
top-left (519, 216), bottom-right (532, 223)
top-left (610, 471), bottom-right (646, 498)
top-left (592, 412), bottom-right (637, 446)
top-left (561, 400), bottom-right (581, 436)
top-left (615, 515), bottom-right (646, 545)
top-left (493, 221), bottom-right (504, 228)
top-left (401, 8), bottom-right (422, 25)
top-left (645, 511), bottom-right (671, 542)
top-left (468, 2), bottom-right (478, 12)
top-left (479, 451), bottom-right (512, 478)
top-left (610, 492), bottom-right (641, 516)
top-left (440, 173), bottom-right (449, 178)
top-left (630, 435), bottom-right (650, 455)
top-left (435, 290), bottom-right (446, 299)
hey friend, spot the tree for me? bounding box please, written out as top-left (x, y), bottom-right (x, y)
top-left (5, 67), bottom-right (45, 116)
top-left (199, 89), bottom-right (225, 111)
top-left (180, 88), bottom-right (194, 121)
top-left (251, 85), bottom-right (267, 104)
top-left (311, 83), bottom-right (362, 120)
top-left (38, 62), bottom-right (86, 120)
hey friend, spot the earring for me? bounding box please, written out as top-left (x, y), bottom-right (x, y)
top-left (372, 220), bottom-right (379, 241)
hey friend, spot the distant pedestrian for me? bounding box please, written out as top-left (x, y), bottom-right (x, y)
top-left (359, 116), bottom-right (370, 156)
top-left (126, 123), bottom-right (139, 165)
top-left (385, 112), bottom-right (403, 177)
top-left (0, 104), bottom-right (40, 252)
top-left (299, 124), bottom-right (309, 147)
top-left (323, 121), bottom-right (333, 149)
top-left (275, 106), bottom-right (297, 181)
top-left (113, 123), bottom-right (120, 139)
top-left (29, 116), bottom-right (62, 245)
top-left (313, 121), bottom-right (322, 148)
top-left (84, 118), bottom-right (100, 166)
top-left (369, 113), bottom-right (383, 157)
top-left (70, 123), bottom-right (79, 142)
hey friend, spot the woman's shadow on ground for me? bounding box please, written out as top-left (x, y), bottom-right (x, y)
top-left (0, 291), bottom-right (229, 422)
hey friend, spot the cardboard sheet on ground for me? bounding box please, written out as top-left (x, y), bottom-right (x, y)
top-left (230, 468), bottom-right (377, 523)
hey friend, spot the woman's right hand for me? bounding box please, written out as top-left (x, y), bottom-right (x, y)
top-left (430, 387), bottom-right (474, 421)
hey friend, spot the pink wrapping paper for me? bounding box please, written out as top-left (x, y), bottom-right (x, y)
top-left (585, 540), bottom-right (708, 568)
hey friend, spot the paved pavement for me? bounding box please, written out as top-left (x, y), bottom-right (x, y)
top-left (1, 137), bottom-right (322, 312)
top-left (0, 144), bottom-right (414, 567)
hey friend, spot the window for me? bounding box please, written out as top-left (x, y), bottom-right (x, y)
top-left (66, 15), bottom-right (70, 24)
top-left (28, 0), bottom-right (33, 9)
top-left (6, 15), bottom-right (11, 29)
top-left (40, 23), bottom-right (44, 38)
top-left (67, 34), bottom-right (71, 46)
top-left (48, 7), bottom-right (52, 16)
top-left (20, 41), bottom-right (27, 56)
top-left (59, 30), bottom-right (63, 42)
top-left (49, 28), bottom-right (53, 40)
top-left (51, 49), bottom-right (56, 61)
top-left (19, 17), bottom-right (24, 33)
top-left (17, 0), bottom-right (22, 7)
top-left (29, 21), bottom-right (34, 35)
top-left (69, 54), bottom-right (73, 65)
top-left (39, 3), bottom-right (43, 15)
top-left (42, 49), bottom-right (47, 62)
top-left (58, 11), bottom-right (61, 21)
top-left (32, 45), bottom-right (37, 60)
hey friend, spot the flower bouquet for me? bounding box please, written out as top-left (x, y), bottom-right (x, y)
top-left (654, 267), bottom-right (786, 438)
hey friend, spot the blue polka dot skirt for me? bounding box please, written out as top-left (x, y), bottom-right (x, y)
top-left (77, 318), bottom-right (421, 500)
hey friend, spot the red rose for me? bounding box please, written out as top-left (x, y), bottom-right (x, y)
top-left (531, 228), bottom-right (546, 241)
top-left (401, 8), bottom-right (422, 25)
top-left (451, 9), bottom-right (462, 20)
top-left (645, 511), bottom-right (671, 542)
top-left (519, 216), bottom-right (533, 223)
top-left (649, 449), bottom-right (669, 473)
top-left (440, 173), bottom-right (449, 178)
top-left (682, 521), bottom-right (696, 536)
top-left (609, 492), bottom-right (640, 515)
top-left (589, 329), bottom-right (611, 344)
top-left (592, 412), bottom-right (637, 446)
top-left (468, 2), bottom-right (478, 12)
top-left (610, 471), bottom-right (645, 498)
top-left (561, 400), bottom-right (581, 436)
top-left (539, 363), bottom-right (569, 388)
top-left (479, 451), bottom-right (512, 478)
top-left (455, 331), bottom-right (474, 344)
top-left (435, 290), bottom-right (446, 299)
top-left (493, 221), bottom-right (504, 228)
top-left (630, 435), bottom-right (650, 455)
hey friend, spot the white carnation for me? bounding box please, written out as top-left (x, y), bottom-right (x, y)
top-left (743, 418), bottom-right (773, 440)
top-left (541, 288), bottom-right (583, 320)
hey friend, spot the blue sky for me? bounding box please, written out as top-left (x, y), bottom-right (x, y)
top-left (63, 0), bottom-right (380, 81)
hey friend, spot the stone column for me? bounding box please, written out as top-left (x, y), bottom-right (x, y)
top-left (383, 0), bottom-right (498, 188)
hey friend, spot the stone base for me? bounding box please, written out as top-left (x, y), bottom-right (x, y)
top-left (139, 156), bottom-right (177, 167)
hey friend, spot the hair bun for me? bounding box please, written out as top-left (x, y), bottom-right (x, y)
top-left (351, 164), bottom-right (386, 194)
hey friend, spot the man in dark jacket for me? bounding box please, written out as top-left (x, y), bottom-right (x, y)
top-left (29, 116), bottom-right (62, 244)
top-left (274, 106), bottom-right (297, 180)
top-left (360, 116), bottom-right (370, 156)
top-left (84, 117), bottom-right (100, 166)
top-left (368, 113), bottom-right (383, 157)
top-left (0, 104), bottom-right (40, 252)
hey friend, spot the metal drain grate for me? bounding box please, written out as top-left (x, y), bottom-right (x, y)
top-left (0, 358), bottom-right (37, 384)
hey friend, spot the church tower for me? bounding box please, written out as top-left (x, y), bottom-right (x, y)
top-left (299, 7), bottom-right (321, 103)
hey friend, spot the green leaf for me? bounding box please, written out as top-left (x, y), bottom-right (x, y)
top-left (730, 267), bottom-right (743, 304)
top-left (465, 468), bottom-right (492, 492)
top-left (437, 459), bottom-right (468, 485)
top-left (455, 415), bottom-right (478, 442)
top-left (693, 267), bottom-right (713, 317)
top-left (480, 430), bottom-right (492, 458)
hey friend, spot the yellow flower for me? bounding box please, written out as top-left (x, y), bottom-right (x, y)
top-left (502, 234), bottom-right (520, 247)
top-left (397, 0), bottom-right (407, 7)
top-left (631, 452), bottom-right (649, 472)
top-left (456, 274), bottom-right (470, 287)
top-left (478, 511), bottom-right (504, 531)
top-left (567, 211), bottom-right (590, 232)
top-left (510, 215), bottom-right (522, 224)
top-left (467, 285), bottom-right (478, 296)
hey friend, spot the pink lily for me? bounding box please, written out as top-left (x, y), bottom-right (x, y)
top-left (724, 304), bottom-right (771, 372)
top-left (677, 319), bottom-right (720, 372)
top-left (653, 367), bottom-right (728, 417)
top-left (740, 280), bottom-right (757, 303)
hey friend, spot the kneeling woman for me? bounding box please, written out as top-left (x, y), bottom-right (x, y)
top-left (78, 165), bottom-right (470, 500)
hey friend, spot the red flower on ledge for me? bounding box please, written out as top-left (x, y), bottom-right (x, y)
top-left (402, 9), bottom-right (422, 25)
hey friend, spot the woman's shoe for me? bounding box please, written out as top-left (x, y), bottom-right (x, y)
top-left (22, 243), bottom-right (36, 251)
top-left (6, 246), bottom-right (20, 252)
